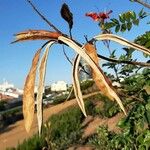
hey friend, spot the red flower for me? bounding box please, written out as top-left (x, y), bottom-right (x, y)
top-left (85, 12), bottom-right (100, 21)
top-left (85, 10), bottom-right (112, 22)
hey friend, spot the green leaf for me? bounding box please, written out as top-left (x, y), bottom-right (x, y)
top-left (110, 50), bottom-right (116, 58)
top-left (123, 47), bottom-right (134, 55)
top-left (139, 9), bottom-right (148, 19)
top-left (127, 22), bottom-right (132, 31)
top-left (133, 19), bottom-right (139, 26)
top-left (121, 24), bottom-right (126, 32)
top-left (119, 14), bottom-right (125, 23)
top-left (145, 41), bottom-right (150, 48)
top-left (111, 18), bottom-right (119, 24)
top-left (104, 22), bottom-right (116, 29)
top-left (139, 38), bottom-right (147, 45)
top-left (125, 12), bottom-right (131, 22)
top-left (135, 32), bottom-right (150, 50)
top-left (143, 53), bottom-right (150, 58)
top-left (115, 24), bottom-right (120, 33)
top-left (139, 8), bottom-right (144, 18)
top-left (130, 11), bottom-right (136, 20)
top-left (146, 103), bottom-right (150, 111)
top-left (118, 118), bottom-right (127, 128)
top-left (60, 3), bottom-right (73, 30)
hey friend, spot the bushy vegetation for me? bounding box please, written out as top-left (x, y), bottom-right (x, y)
top-left (7, 99), bottom-right (97, 150)
top-left (43, 106), bottom-right (83, 149)
top-left (6, 135), bottom-right (46, 150)
top-left (42, 100), bottom-right (98, 150)
top-left (51, 94), bottom-right (69, 105)
top-left (80, 80), bottom-right (94, 91)
top-left (0, 106), bottom-right (23, 129)
top-left (7, 67), bottom-right (149, 150)
top-left (0, 100), bottom-right (7, 111)
top-left (88, 69), bottom-right (150, 150)
top-left (89, 121), bottom-right (150, 149)
top-left (7, 71), bottom-right (150, 149)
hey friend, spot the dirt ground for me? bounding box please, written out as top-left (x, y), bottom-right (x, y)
top-left (0, 92), bottom-right (99, 150)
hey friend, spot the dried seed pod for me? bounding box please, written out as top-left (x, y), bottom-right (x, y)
top-left (60, 3), bottom-right (73, 30)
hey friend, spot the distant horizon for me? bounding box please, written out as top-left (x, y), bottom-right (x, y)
top-left (0, 79), bottom-right (72, 89)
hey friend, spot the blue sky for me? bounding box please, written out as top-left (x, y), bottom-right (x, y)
top-left (0, 0), bottom-right (149, 88)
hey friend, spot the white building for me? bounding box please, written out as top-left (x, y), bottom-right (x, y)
top-left (0, 91), bottom-right (19, 98)
top-left (0, 80), bottom-right (23, 100)
top-left (51, 81), bottom-right (67, 92)
top-left (0, 80), bottom-right (14, 92)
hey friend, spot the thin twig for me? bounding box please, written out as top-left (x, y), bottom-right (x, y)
top-left (118, 89), bottom-right (144, 102)
top-left (101, 37), bottom-right (121, 81)
top-left (69, 28), bottom-right (72, 39)
top-left (62, 45), bottom-right (73, 65)
top-left (61, 34), bottom-right (150, 67)
top-left (64, 86), bottom-right (74, 102)
top-left (97, 54), bottom-right (150, 67)
top-left (84, 35), bottom-right (89, 43)
top-left (133, 0), bottom-right (150, 9)
top-left (134, 144), bottom-right (138, 150)
top-left (62, 45), bottom-right (90, 75)
top-left (26, 0), bottom-right (62, 33)
top-left (79, 63), bottom-right (91, 75)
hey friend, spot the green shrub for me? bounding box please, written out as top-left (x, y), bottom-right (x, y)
top-left (6, 135), bottom-right (45, 150)
top-left (91, 94), bottom-right (120, 118)
top-left (80, 80), bottom-right (94, 91)
top-left (88, 125), bottom-right (150, 150)
top-left (0, 101), bottom-right (7, 111)
top-left (0, 106), bottom-right (23, 128)
top-left (42, 99), bottom-right (97, 150)
top-left (43, 106), bottom-right (84, 149)
top-left (88, 126), bottom-right (113, 150)
top-left (6, 94), bottom-right (101, 150)
top-left (52, 94), bottom-right (68, 105)
top-left (50, 106), bottom-right (83, 140)
top-left (88, 92), bottom-right (150, 150)
top-left (6, 106), bottom-right (84, 150)
top-left (85, 100), bottom-right (96, 116)
top-left (87, 69), bottom-right (150, 150)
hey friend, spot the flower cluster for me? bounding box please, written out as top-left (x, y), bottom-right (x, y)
top-left (85, 10), bottom-right (112, 22)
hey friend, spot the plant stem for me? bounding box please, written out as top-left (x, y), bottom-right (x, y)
top-left (133, 0), bottom-right (150, 9)
top-left (26, 0), bottom-right (62, 33)
top-left (62, 45), bottom-right (73, 65)
top-left (62, 45), bottom-right (90, 75)
top-left (97, 54), bottom-right (150, 67)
